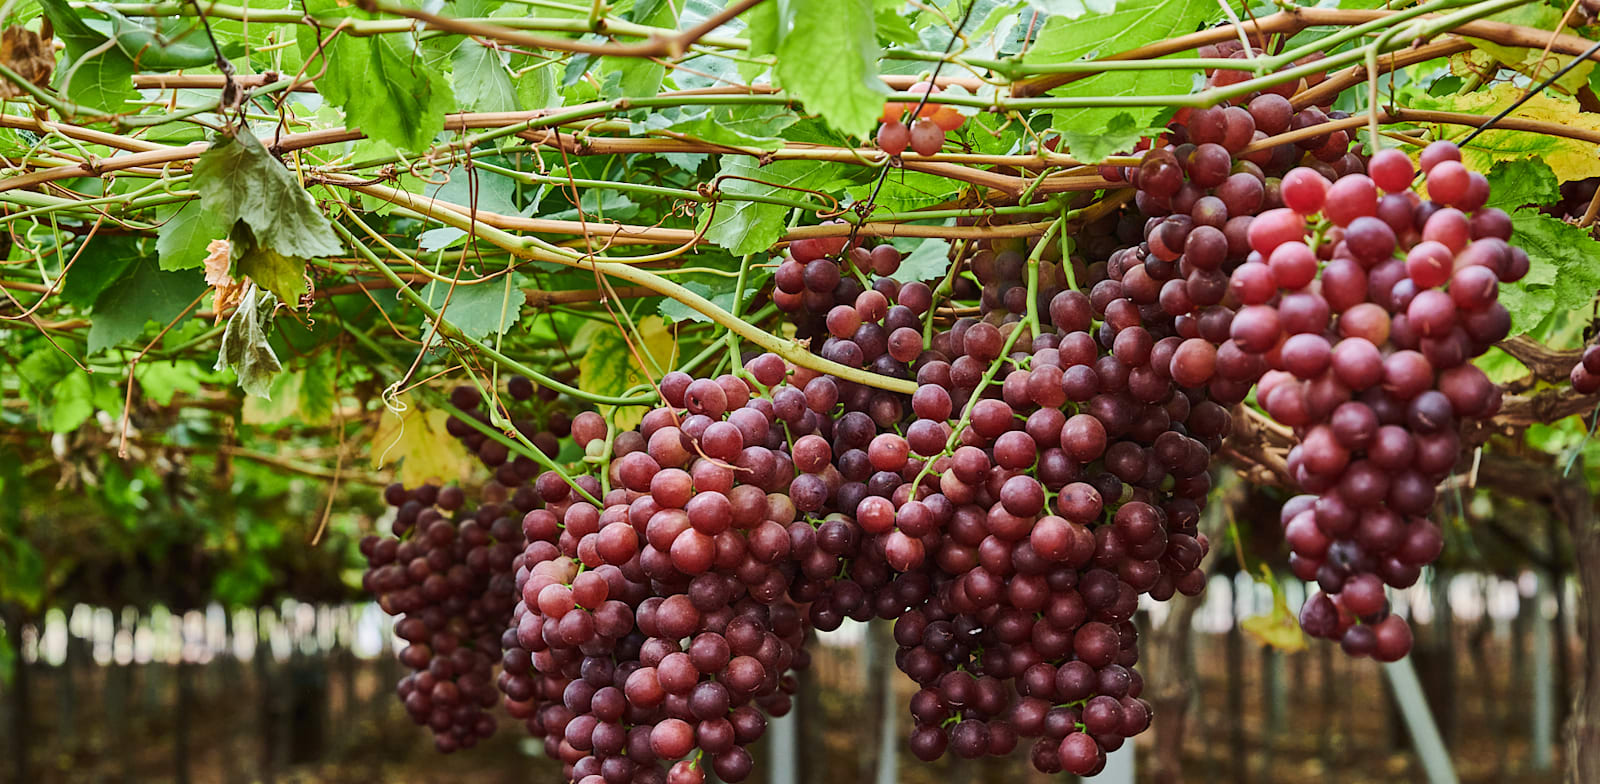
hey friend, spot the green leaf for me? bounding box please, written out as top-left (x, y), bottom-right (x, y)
top-left (514, 57), bottom-right (559, 110)
top-left (1499, 209), bottom-right (1600, 335)
top-left (423, 165), bottom-right (524, 217)
top-left (700, 157), bottom-right (842, 255)
top-left (235, 236), bottom-right (308, 307)
top-left (134, 360), bottom-right (203, 406)
top-left (1484, 158), bottom-right (1559, 212)
top-left (61, 236), bottom-right (140, 308)
top-left (35, 0), bottom-right (108, 56)
top-left (874, 2), bottom-right (921, 46)
top-left (650, 105), bottom-right (799, 151)
top-left (193, 127), bottom-right (343, 260)
top-left (58, 46), bottom-right (139, 112)
top-left (1059, 111), bottom-right (1161, 163)
top-left (156, 200), bottom-right (232, 270)
top-left (313, 28), bottom-right (456, 152)
top-left (418, 274), bottom-right (527, 342)
top-left (47, 369), bottom-right (96, 432)
top-left (888, 237), bottom-right (952, 284)
top-left (86, 256), bottom-right (207, 354)
top-left (658, 267), bottom-right (775, 323)
top-left (453, 40), bottom-right (520, 113)
top-left (215, 287), bottom-right (283, 399)
top-left (775, 0), bottom-right (888, 138)
top-left (1029, 0), bottom-right (1210, 141)
top-left (103, 7), bottom-right (239, 70)
top-left (602, 0), bottom-right (678, 97)
top-left (1468, 4), bottom-right (1594, 96)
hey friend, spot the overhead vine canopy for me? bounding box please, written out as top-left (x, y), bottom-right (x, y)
top-left (9, 0), bottom-right (1600, 776)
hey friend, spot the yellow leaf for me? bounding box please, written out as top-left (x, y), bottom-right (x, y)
top-left (1416, 85), bottom-right (1600, 183)
top-left (577, 316), bottom-right (678, 431)
top-left (371, 396), bottom-right (474, 486)
top-left (1240, 567), bottom-right (1306, 653)
top-left (1468, 4), bottom-right (1594, 96)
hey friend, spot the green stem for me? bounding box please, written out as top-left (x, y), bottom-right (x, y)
top-left (331, 215), bottom-right (659, 406)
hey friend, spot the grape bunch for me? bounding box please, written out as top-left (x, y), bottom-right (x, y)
top-left (361, 482), bottom-right (526, 751)
top-left (1219, 141), bottom-right (1518, 660)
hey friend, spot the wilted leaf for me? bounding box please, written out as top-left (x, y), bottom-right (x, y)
top-left (1240, 574), bottom-right (1306, 653)
top-left (193, 127), bottom-right (343, 261)
top-left (214, 286), bottom-right (283, 399)
top-left (234, 235), bottom-right (308, 308)
top-left (0, 25), bottom-right (55, 98)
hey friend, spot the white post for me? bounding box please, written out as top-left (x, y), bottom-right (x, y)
top-left (1087, 738), bottom-right (1135, 784)
top-left (1381, 656), bottom-right (1460, 784)
top-left (769, 702), bottom-right (797, 784)
top-left (1532, 571), bottom-right (1555, 771)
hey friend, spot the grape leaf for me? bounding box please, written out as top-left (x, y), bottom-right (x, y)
top-left (61, 236), bottom-right (140, 308)
top-left (1059, 111), bottom-right (1162, 163)
top-left (648, 105), bottom-right (799, 151)
top-left (193, 128), bottom-right (343, 260)
top-left (35, 0), bottom-right (138, 110)
top-left (1240, 575), bottom-right (1306, 653)
top-left (15, 350), bottom-right (97, 432)
top-left (309, 24), bottom-right (455, 152)
top-left (417, 273), bottom-right (526, 343)
top-left (1027, 0), bottom-right (1210, 140)
top-left (134, 360), bottom-right (204, 406)
top-left (700, 157), bottom-right (843, 255)
top-left (372, 397), bottom-right (473, 486)
top-left (888, 237), bottom-right (953, 284)
top-left (658, 267), bottom-right (775, 323)
top-left (243, 351), bottom-right (334, 427)
top-left (453, 39), bottom-right (520, 113)
top-left (1410, 85), bottom-right (1600, 183)
top-left (156, 200), bottom-right (232, 271)
top-left (1468, 4), bottom-right (1594, 96)
top-left (577, 315), bottom-right (677, 431)
top-left (235, 237), bottom-right (308, 308)
top-left (1498, 209), bottom-right (1600, 335)
top-left (774, 0), bottom-right (889, 138)
top-left (214, 287), bottom-right (283, 399)
top-left (86, 256), bottom-right (206, 353)
top-left (1484, 158), bottom-right (1559, 212)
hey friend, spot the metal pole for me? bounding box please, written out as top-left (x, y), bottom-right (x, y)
top-left (1532, 571), bottom-right (1555, 771)
top-left (1381, 656), bottom-right (1460, 784)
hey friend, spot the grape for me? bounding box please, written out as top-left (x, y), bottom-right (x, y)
top-left (877, 120), bottom-right (910, 156)
top-left (909, 119), bottom-right (944, 156)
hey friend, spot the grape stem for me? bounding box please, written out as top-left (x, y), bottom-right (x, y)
top-left (331, 212), bottom-right (660, 407)
top-left (911, 216), bottom-right (1064, 492)
top-left (335, 179), bottom-right (919, 394)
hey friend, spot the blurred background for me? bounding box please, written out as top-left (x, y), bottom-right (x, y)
top-left (0, 454), bottom-right (1581, 784)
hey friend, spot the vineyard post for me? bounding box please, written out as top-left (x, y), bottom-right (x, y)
top-left (1534, 570), bottom-right (1556, 771)
top-left (1381, 658), bottom-right (1459, 784)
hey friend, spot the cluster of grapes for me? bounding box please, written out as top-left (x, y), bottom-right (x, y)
top-left (497, 372), bottom-right (838, 784)
top-left (771, 230), bottom-right (908, 340)
top-left (1227, 142), bottom-right (1518, 659)
top-left (876, 81), bottom-right (966, 157)
top-left (1571, 344), bottom-right (1600, 394)
top-left (361, 482), bottom-right (526, 751)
